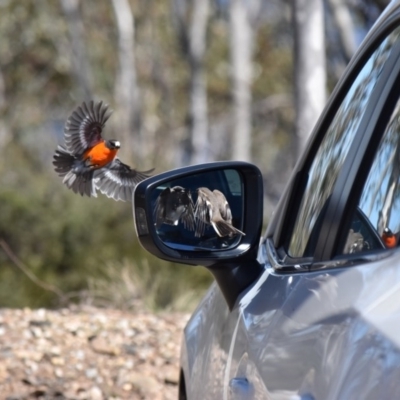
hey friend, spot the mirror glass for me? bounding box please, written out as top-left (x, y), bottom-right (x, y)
top-left (151, 168), bottom-right (244, 251)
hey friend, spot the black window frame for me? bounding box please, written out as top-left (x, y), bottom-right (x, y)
top-left (332, 58), bottom-right (400, 261)
top-left (265, 10), bottom-right (400, 271)
top-left (318, 33), bottom-right (400, 263)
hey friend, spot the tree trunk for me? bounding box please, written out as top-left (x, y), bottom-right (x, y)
top-left (327, 0), bottom-right (356, 62)
top-left (111, 0), bottom-right (141, 162)
top-left (229, 0), bottom-right (254, 162)
top-left (0, 68), bottom-right (9, 150)
top-left (293, 0), bottom-right (327, 161)
top-left (60, 0), bottom-right (92, 100)
top-left (378, 142), bottom-right (400, 234)
top-left (188, 0), bottom-right (209, 165)
top-left (173, 0), bottom-right (210, 166)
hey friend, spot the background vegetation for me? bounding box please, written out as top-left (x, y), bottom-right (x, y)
top-left (0, 0), bottom-right (387, 310)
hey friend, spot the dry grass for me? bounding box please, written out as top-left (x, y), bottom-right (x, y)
top-left (83, 258), bottom-right (210, 312)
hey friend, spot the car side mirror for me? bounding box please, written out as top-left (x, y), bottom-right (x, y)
top-left (133, 162), bottom-right (263, 266)
top-left (133, 161), bottom-right (264, 310)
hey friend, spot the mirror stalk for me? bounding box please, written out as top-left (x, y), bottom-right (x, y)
top-left (208, 260), bottom-right (264, 310)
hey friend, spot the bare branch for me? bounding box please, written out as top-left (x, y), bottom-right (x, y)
top-left (0, 239), bottom-right (66, 302)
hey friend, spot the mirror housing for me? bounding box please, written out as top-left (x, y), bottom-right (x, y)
top-left (134, 161), bottom-right (263, 266)
top-left (133, 161), bottom-right (264, 309)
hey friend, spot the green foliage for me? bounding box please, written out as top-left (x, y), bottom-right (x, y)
top-left (0, 0), bottom-right (296, 310)
top-left (0, 141), bottom-right (212, 309)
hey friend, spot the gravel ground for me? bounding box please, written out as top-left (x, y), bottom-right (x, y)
top-left (0, 306), bottom-right (190, 400)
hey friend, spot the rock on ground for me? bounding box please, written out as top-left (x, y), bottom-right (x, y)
top-left (0, 306), bottom-right (190, 399)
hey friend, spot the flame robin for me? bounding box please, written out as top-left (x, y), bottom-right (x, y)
top-left (194, 187), bottom-right (245, 238)
top-left (154, 186), bottom-right (195, 230)
top-left (53, 100), bottom-right (154, 201)
top-left (382, 227), bottom-right (397, 248)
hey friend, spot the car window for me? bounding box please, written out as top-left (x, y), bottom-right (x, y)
top-left (341, 99), bottom-right (400, 254)
top-left (288, 27), bottom-right (400, 258)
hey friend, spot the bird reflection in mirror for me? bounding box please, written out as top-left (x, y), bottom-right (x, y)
top-left (194, 187), bottom-right (244, 238)
top-left (154, 186), bottom-right (195, 231)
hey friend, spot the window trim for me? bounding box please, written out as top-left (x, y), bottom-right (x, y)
top-left (330, 59), bottom-right (400, 259)
top-left (318, 38), bottom-right (400, 262)
top-left (266, 13), bottom-right (400, 270)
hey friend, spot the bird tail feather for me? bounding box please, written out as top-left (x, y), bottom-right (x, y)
top-left (212, 220), bottom-right (245, 238)
top-left (53, 146), bottom-right (96, 197)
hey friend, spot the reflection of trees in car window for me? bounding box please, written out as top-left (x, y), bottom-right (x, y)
top-left (288, 27), bottom-right (400, 258)
top-left (342, 100), bottom-right (400, 254)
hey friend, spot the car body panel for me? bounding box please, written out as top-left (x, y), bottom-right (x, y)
top-left (182, 282), bottom-right (229, 399)
top-left (182, 248), bottom-right (400, 399)
top-left (233, 251), bottom-right (400, 400)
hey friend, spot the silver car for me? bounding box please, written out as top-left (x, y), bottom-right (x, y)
top-left (134, 2), bottom-right (400, 399)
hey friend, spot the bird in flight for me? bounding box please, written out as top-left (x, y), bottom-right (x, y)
top-left (53, 100), bottom-right (154, 201)
top-left (154, 186), bottom-right (195, 231)
top-left (194, 187), bottom-right (244, 238)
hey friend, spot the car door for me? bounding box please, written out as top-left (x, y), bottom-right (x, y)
top-left (224, 10), bottom-right (400, 400)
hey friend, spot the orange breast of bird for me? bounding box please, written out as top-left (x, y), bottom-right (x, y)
top-left (83, 141), bottom-right (118, 169)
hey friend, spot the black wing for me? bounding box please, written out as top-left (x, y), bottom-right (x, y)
top-left (179, 189), bottom-right (196, 231)
top-left (154, 187), bottom-right (195, 230)
top-left (154, 188), bottom-right (172, 228)
top-left (53, 146), bottom-right (97, 197)
top-left (194, 187), bottom-right (213, 237)
top-left (94, 158), bottom-right (154, 202)
top-left (64, 100), bottom-right (112, 155)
